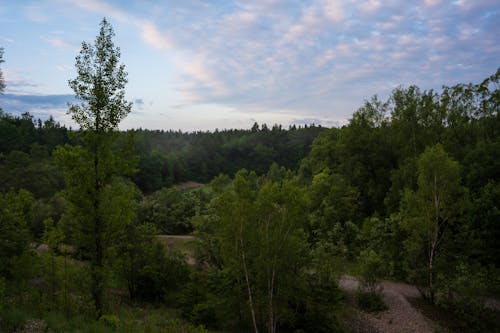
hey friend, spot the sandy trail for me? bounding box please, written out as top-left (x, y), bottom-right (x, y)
top-left (339, 275), bottom-right (434, 333)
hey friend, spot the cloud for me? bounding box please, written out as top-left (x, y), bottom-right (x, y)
top-left (165, 0), bottom-right (495, 122)
top-left (291, 117), bottom-right (342, 127)
top-left (65, 0), bottom-right (174, 51)
top-left (65, 0), bottom-right (128, 22)
top-left (134, 98), bottom-right (144, 110)
top-left (24, 5), bottom-right (49, 23)
top-left (359, 0), bottom-right (382, 15)
top-left (140, 22), bottom-right (173, 50)
top-left (45, 37), bottom-right (75, 49)
top-left (55, 64), bottom-right (71, 71)
top-left (424, 0), bottom-right (441, 6)
top-left (281, 5), bottom-right (320, 44)
top-left (16, 0), bottom-right (500, 128)
top-left (5, 79), bottom-right (38, 88)
top-left (0, 94), bottom-right (76, 122)
top-left (0, 93), bottom-right (75, 108)
top-left (4, 69), bottom-right (38, 89)
top-left (324, 0), bottom-right (345, 23)
top-left (223, 10), bottom-right (257, 28)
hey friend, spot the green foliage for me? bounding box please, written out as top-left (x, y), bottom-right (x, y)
top-left (138, 187), bottom-right (196, 234)
top-left (0, 307), bottom-right (30, 332)
top-left (189, 303), bottom-right (217, 329)
top-left (0, 276), bottom-right (5, 306)
top-left (433, 262), bottom-right (500, 332)
top-left (131, 124), bottom-right (325, 191)
top-left (134, 241), bottom-right (189, 301)
top-left (58, 18), bottom-right (135, 318)
top-left (436, 262), bottom-right (487, 313)
top-left (116, 223), bottom-right (189, 301)
top-left (0, 111), bottom-right (69, 155)
top-left (354, 249), bottom-right (388, 313)
top-left (0, 147), bottom-right (64, 198)
top-left (361, 215), bottom-right (405, 279)
top-left (0, 189), bottom-right (33, 277)
top-left (214, 169), bottom-right (311, 332)
top-left (356, 291), bottom-right (387, 313)
top-left (0, 46), bottom-right (498, 333)
top-left (292, 288), bottom-right (345, 332)
top-left (468, 181), bottom-right (500, 267)
top-left (178, 271), bottom-right (220, 329)
top-left (288, 261), bottom-right (345, 333)
top-left (0, 46), bottom-right (5, 94)
top-left (358, 249), bottom-right (385, 293)
top-left (99, 314), bottom-right (120, 329)
top-left (308, 170), bottom-right (361, 257)
top-left (401, 144), bottom-right (467, 300)
top-left (68, 19), bottom-right (131, 131)
top-left (0, 306), bottom-right (209, 333)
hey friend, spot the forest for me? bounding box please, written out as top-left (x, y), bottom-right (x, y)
top-left (0, 19), bottom-right (499, 333)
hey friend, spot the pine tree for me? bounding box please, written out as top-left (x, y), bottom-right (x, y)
top-left (0, 47), bottom-right (5, 94)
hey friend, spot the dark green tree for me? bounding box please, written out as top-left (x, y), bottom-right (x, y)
top-left (0, 47), bottom-right (5, 94)
top-left (0, 190), bottom-right (33, 277)
top-left (55, 18), bottom-right (135, 318)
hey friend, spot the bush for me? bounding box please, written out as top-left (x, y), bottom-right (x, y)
top-left (288, 274), bottom-right (345, 333)
top-left (0, 276), bottom-right (5, 306)
top-left (358, 249), bottom-right (386, 293)
top-left (134, 242), bottom-right (189, 301)
top-left (0, 308), bottom-right (30, 332)
top-left (190, 303), bottom-right (217, 329)
top-left (178, 270), bottom-right (227, 330)
top-left (117, 224), bottom-right (190, 302)
top-left (356, 291), bottom-right (387, 312)
top-left (434, 262), bottom-right (500, 332)
top-left (99, 314), bottom-right (120, 330)
top-left (356, 250), bottom-right (388, 313)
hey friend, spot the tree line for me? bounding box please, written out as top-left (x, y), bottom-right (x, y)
top-left (0, 112), bottom-right (324, 195)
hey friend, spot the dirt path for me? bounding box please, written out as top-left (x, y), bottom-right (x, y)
top-left (339, 275), bottom-right (435, 333)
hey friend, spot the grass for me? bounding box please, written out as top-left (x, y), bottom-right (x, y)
top-left (0, 304), bottom-right (210, 333)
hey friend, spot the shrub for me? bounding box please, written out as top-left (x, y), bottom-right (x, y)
top-left (0, 276), bottom-right (5, 306)
top-left (190, 303), bottom-right (217, 329)
top-left (358, 249), bottom-right (385, 293)
top-left (0, 308), bottom-right (29, 332)
top-left (99, 314), bottom-right (120, 330)
top-left (435, 262), bottom-right (499, 331)
top-left (356, 291), bottom-right (388, 312)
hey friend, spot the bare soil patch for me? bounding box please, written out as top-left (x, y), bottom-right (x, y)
top-left (174, 181), bottom-right (204, 190)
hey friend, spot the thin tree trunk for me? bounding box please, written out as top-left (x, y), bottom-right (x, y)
top-left (242, 249), bottom-right (259, 333)
top-left (238, 207), bottom-right (259, 333)
top-left (428, 172), bottom-right (439, 303)
top-left (64, 254), bottom-right (68, 318)
top-left (268, 266), bottom-right (276, 333)
top-left (92, 131), bottom-right (104, 319)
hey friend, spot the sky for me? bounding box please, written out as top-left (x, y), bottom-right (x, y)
top-left (0, 0), bottom-right (498, 131)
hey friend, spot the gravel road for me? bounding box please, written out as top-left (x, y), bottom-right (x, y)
top-left (339, 275), bottom-right (435, 333)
